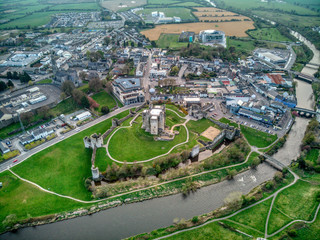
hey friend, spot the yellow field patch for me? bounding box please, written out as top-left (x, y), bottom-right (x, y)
top-left (201, 126), bottom-right (221, 141)
top-left (141, 21), bottom-right (255, 40)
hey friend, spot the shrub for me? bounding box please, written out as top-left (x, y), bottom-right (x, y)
top-left (191, 216), bottom-right (199, 224)
top-left (274, 171), bottom-right (283, 183)
top-left (265, 180), bottom-right (274, 190)
top-left (287, 229), bottom-right (297, 237)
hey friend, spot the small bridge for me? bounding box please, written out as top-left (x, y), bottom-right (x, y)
top-left (292, 107), bottom-right (317, 118)
top-left (293, 71), bottom-right (319, 83)
top-left (263, 154), bottom-right (286, 171)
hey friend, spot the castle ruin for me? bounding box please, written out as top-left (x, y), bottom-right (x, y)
top-left (83, 133), bottom-right (103, 181)
top-left (141, 105), bottom-right (166, 135)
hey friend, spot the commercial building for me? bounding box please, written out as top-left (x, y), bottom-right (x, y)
top-left (112, 78), bottom-right (145, 105)
top-left (75, 111), bottom-right (92, 121)
top-left (199, 30), bottom-right (226, 47)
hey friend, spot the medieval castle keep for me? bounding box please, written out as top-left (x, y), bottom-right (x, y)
top-left (142, 105), bottom-right (166, 135)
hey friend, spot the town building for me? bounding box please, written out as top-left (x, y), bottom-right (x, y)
top-left (199, 30), bottom-right (226, 47)
top-left (141, 105), bottom-right (166, 135)
top-left (112, 78), bottom-right (145, 105)
top-left (0, 141), bottom-right (10, 154)
top-left (75, 111), bottom-right (92, 121)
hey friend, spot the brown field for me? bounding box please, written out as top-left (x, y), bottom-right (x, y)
top-left (201, 126), bottom-right (221, 141)
top-left (198, 16), bottom-right (251, 21)
top-left (193, 7), bottom-right (252, 21)
top-left (141, 21), bottom-right (255, 40)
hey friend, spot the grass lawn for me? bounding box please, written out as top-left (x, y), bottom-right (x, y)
top-left (12, 110), bottom-right (130, 200)
top-left (0, 171), bottom-right (85, 233)
top-left (94, 147), bottom-right (112, 171)
top-left (219, 117), bottom-right (238, 128)
top-left (91, 91), bottom-right (117, 112)
top-left (291, 212), bottom-right (320, 240)
top-left (240, 125), bottom-right (277, 148)
top-left (0, 122), bottom-right (22, 140)
top-left (156, 34), bottom-right (188, 49)
top-left (248, 28), bottom-right (291, 42)
top-left (165, 109), bottom-right (185, 128)
top-left (187, 118), bottom-right (221, 135)
top-left (272, 180), bottom-right (320, 220)
top-left (166, 104), bottom-right (186, 117)
top-left (36, 78), bottom-right (52, 84)
top-left (50, 97), bottom-right (81, 117)
top-left (230, 198), bottom-right (272, 233)
top-left (108, 117), bottom-right (188, 162)
top-left (165, 221), bottom-right (250, 240)
top-left (306, 149), bottom-right (319, 164)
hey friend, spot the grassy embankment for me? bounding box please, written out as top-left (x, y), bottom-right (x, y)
top-left (240, 125), bottom-right (277, 148)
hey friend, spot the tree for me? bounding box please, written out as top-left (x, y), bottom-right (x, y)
top-left (130, 41), bottom-right (134, 47)
top-left (12, 71), bottom-right (19, 79)
top-left (0, 81), bottom-right (7, 92)
top-left (105, 81), bottom-right (113, 93)
top-left (19, 71), bottom-right (32, 83)
top-left (37, 106), bottom-right (51, 120)
top-left (250, 157), bottom-right (260, 169)
top-left (226, 169), bottom-right (237, 180)
top-left (72, 89), bottom-right (84, 105)
top-left (6, 71), bottom-right (12, 79)
top-left (79, 71), bottom-right (88, 82)
top-left (88, 96), bottom-right (100, 109)
top-left (60, 92), bottom-right (67, 100)
top-left (151, 41), bottom-right (157, 48)
top-left (104, 36), bottom-right (110, 45)
top-left (7, 80), bottom-right (14, 88)
top-left (81, 95), bottom-right (90, 108)
top-left (20, 111), bottom-right (34, 125)
top-left (89, 77), bottom-right (102, 93)
top-left (101, 106), bottom-right (110, 115)
top-left (62, 80), bottom-right (75, 96)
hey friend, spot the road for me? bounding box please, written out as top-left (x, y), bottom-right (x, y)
top-left (142, 50), bottom-right (152, 101)
top-left (0, 103), bottom-right (142, 173)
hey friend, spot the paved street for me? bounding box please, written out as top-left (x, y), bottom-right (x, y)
top-left (0, 103), bottom-right (142, 173)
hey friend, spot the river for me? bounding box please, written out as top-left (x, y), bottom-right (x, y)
top-left (1, 34), bottom-right (319, 240)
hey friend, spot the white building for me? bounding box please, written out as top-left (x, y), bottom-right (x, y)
top-left (199, 30), bottom-right (226, 48)
top-left (142, 105), bottom-right (166, 135)
top-left (29, 95), bottom-right (47, 105)
top-left (75, 111), bottom-right (91, 121)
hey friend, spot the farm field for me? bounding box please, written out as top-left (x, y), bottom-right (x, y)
top-left (141, 21), bottom-right (255, 40)
top-left (101, 0), bottom-right (146, 11)
top-left (0, 0), bottom-right (101, 29)
top-left (193, 7), bottom-right (251, 21)
top-left (136, 7), bottom-right (195, 20)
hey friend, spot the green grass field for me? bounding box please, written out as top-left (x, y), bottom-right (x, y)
top-left (137, 7), bottom-right (195, 20)
top-left (50, 97), bottom-right (81, 117)
top-left (230, 198), bottom-right (272, 233)
top-left (165, 221), bottom-right (250, 240)
top-left (187, 118), bottom-right (221, 135)
top-left (108, 116), bottom-right (188, 162)
top-left (0, 1), bottom-right (100, 29)
top-left (156, 34), bottom-right (188, 49)
top-left (0, 170), bottom-right (85, 233)
top-left (240, 125), bottom-right (277, 148)
top-left (91, 91), bottom-right (117, 112)
top-left (12, 110), bottom-right (129, 200)
top-left (166, 109), bottom-right (185, 128)
top-left (248, 28), bottom-right (291, 42)
top-left (36, 78), bottom-right (52, 84)
top-left (219, 117), bottom-right (238, 128)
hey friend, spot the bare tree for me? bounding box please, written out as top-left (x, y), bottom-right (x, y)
top-left (62, 80), bottom-right (75, 96)
top-left (89, 77), bottom-right (102, 93)
top-left (79, 71), bottom-right (88, 82)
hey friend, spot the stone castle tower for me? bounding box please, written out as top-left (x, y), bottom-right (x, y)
top-left (141, 104), bottom-right (166, 135)
top-left (83, 133), bottom-right (103, 149)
